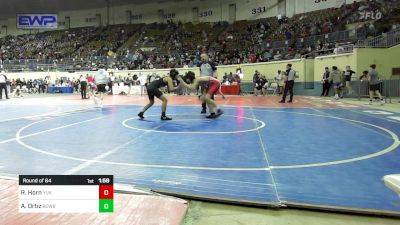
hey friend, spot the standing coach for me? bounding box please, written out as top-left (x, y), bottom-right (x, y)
top-left (0, 71), bottom-right (10, 100)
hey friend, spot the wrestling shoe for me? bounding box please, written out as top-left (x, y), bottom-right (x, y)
top-left (216, 109), bottom-right (224, 117)
top-left (161, 115), bottom-right (172, 120)
top-left (206, 113), bottom-right (218, 119)
top-left (138, 112), bottom-right (144, 119)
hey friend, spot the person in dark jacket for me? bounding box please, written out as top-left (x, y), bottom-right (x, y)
top-left (321, 67), bottom-right (331, 97)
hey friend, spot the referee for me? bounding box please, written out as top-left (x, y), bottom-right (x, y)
top-left (0, 71), bottom-right (10, 100)
top-left (199, 53), bottom-right (217, 113)
top-left (79, 75), bottom-right (88, 99)
top-left (279, 64), bottom-right (295, 103)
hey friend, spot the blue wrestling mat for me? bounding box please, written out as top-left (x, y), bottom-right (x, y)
top-left (0, 104), bottom-right (399, 216)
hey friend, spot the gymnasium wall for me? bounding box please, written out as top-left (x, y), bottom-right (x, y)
top-left (111, 68), bottom-right (202, 80)
top-left (120, 44), bottom-right (392, 83)
top-left (59, 0), bottom-right (280, 27)
top-left (213, 59), bottom-right (308, 82)
top-left (286, 0), bottom-right (364, 17)
top-left (4, 68), bottom-right (203, 85)
top-left (213, 65), bottom-right (240, 81)
top-left (314, 53), bottom-right (357, 81)
top-left (356, 45), bottom-right (400, 79)
top-left (4, 59), bottom-right (308, 84)
top-left (313, 45), bottom-right (400, 81)
top-left (5, 71), bottom-right (73, 81)
top-left (0, 0), bottom-right (366, 37)
top-left (239, 59), bottom-right (307, 82)
top-left (5, 44), bottom-right (399, 87)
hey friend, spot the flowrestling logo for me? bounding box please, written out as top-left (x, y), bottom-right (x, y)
top-left (359, 11), bottom-right (382, 20)
top-left (17, 14), bottom-right (58, 29)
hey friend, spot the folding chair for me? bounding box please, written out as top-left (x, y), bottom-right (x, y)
top-left (266, 82), bottom-right (278, 95)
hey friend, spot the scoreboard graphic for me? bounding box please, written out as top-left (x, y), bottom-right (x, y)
top-left (19, 175), bottom-right (113, 213)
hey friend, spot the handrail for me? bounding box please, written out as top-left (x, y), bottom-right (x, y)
top-left (302, 44), bottom-right (354, 59)
top-left (265, 29), bottom-right (362, 50)
top-left (357, 28), bottom-right (400, 48)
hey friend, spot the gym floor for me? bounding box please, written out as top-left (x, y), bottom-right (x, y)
top-left (0, 94), bottom-right (399, 224)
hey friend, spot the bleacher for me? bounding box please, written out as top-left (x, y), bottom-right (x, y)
top-left (1, 0), bottom-right (400, 72)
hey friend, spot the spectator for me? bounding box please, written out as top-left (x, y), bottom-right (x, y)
top-left (12, 86), bottom-right (24, 98)
top-left (236, 68), bottom-right (244, 81)
top-left (132, 74), bottom-right (140, 86)
top-left (285, 30), bottom-right (292, 40)
top-left (38, 79), bottom-right (46, 94)
top-left (138, 73), bottom-right (147, 96)
top-left (254, 74), bottom-right (268, 96)
top-left (333, 44), bottom-right (345, 54)
top-left (253, 70), bottom-right (261, 95)
top-left (275, 70), bottom-right (284, 95)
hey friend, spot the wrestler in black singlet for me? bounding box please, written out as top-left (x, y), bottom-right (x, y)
top-left (146, 78), bottom-right (167, 100)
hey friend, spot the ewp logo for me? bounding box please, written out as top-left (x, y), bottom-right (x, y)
top-left (17, 14), bottom-right (58, 29)
top-left (19, 16), bottom-right (55, 26)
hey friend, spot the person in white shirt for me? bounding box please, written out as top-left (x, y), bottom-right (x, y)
top-left (275, 70), bottom-right (283, 95)
top-left (236, 68), bottom-right (244, 80)
top-left (138, 73), bottom-right (147, 96)
top-left (277, 14), bottom-right (283, 24)
top-left (333, 44), bottom-right (344, 54)
top-left (93, 65), bottom-right (109, 108)
top-left (0, 71), bottom-right (10, 100)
